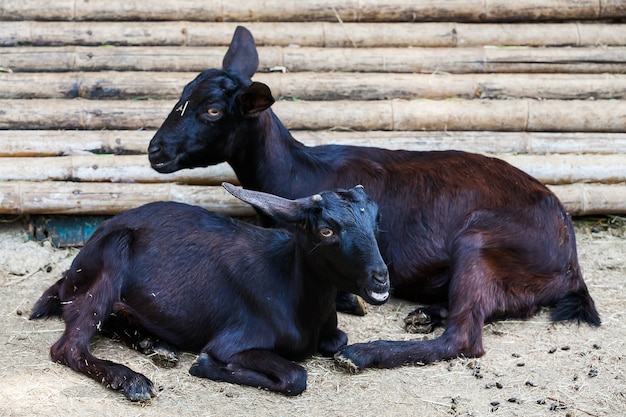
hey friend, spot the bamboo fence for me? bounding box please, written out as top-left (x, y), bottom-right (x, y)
top-left (0, 2), bottom-right (625, 217)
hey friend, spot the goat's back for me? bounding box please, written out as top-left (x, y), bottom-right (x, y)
top-left (59, 202), bottom-right (296, 351)
top-left (269, 147), bottom-right (578, 305)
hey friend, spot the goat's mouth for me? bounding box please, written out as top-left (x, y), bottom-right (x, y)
top-left (150, 156), bottom-right (181, 174)
top-left (363, 288), bottom-right (389, 305)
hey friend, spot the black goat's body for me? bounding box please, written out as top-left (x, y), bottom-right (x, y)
top-left (52, 204), bottom-right (330, 356)
top-left (148, 26), bottom-right (600, 371)
top-left (31, 186), bottom-right (390, 399)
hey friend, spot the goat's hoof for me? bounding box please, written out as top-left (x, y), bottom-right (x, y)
top-left (333, 351), bottom-right (363, 374)
top-left (336, 292), bottom-right (368, 316)
top-left (150, 343), bottom-right (179, 368)
top-left (121, 374), bottom-right (156, 401)
top-left (404, 309), bottom-right (435, 334)
top-left (189, 353), bottom-right (214, 378)
top-left (354, 296), bottom-right (369, 316)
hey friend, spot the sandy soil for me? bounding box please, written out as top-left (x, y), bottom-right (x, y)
top-left (0, 216), bottom-right (624, 417)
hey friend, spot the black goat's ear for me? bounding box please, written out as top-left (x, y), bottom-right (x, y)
top-left (239, 82), bottom-right (275, 116)
top-left (222, 26), bottom-right (259, 78)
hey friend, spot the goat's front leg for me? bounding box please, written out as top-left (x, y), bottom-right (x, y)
top-left (317, 312), bottom-right (348, 356)
top-left (189, 349), bottom-right (307, 396)
top-left (335, 239), bottom-right (492, 372)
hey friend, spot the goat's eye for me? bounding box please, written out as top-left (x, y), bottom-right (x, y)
top-left (207, 108), bottom-right (222, 117)
top-left (319, 228), bottom-right (334, 238)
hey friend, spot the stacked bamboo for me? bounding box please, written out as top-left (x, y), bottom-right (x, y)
top-left (1, 1), bottom-right (625, 216)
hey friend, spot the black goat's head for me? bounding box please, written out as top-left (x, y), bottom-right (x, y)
top-left (149, 26), bottom-right (274, 173)
top-left (223, 183), bottom-right (390, 306)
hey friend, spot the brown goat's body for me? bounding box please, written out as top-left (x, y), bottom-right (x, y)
top-left (148, 26), bottom-right (600, 371)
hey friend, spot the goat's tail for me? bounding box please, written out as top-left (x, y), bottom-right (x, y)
top-left (29, 275), bottom-right (65, 320)
top-left (551, 284), bottom-right (601, 327)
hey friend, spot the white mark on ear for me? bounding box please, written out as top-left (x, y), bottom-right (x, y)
top-left (176, 101), bottom-right (190, 117)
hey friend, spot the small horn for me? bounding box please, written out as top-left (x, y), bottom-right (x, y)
top-left (355, 184), bottom-right (364, 189)
top-left (311, 194), bottom-right (323, 203)
top-left (222, 182), bottom-right (306, 223)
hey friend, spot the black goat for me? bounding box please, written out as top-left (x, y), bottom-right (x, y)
top-left (148, 26), bottom-right (600, 372)
top-left (30, 183), bottom-right (390, 400)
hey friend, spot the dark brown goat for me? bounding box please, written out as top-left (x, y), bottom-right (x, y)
top-left (30, 183), bottom-right (390, 399)
top-left (148, 26), bottom-right (600, 372)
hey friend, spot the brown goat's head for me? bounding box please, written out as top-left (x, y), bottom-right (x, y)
top-left (148, 26), bottom-right (274, 173)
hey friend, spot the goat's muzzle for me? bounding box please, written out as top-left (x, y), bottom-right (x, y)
top-left (363, 268), bottom-right (390, 305)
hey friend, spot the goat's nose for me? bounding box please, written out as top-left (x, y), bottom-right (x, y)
top-left (148, 143), bottom-right (161, 155)
top-left (372, 268), bottom-right (389, 285)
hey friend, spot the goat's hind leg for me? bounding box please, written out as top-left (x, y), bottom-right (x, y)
top-left (51, 303), bottom-right (157, 401)
top-left (50, 231), bottom-right (157, 401)
top-left (190, 349), bottom-right (307, 396)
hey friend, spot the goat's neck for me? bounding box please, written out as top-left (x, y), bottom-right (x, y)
top-left (293, 246), bottom-right (338, 323)
top-left (229, 110), bottom-right (319, 195)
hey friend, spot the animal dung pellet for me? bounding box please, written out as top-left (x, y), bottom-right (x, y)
top-left (549, 401), bottom-right (567, 411)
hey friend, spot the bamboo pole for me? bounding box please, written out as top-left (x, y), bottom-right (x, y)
top-left (1, 181), bottom-right (624, 216)
top-left (496, 154), bottom-right (626, 185)
top-left (546, 183), bottom-right (626, 216)
top-left (3, 130), bottom-right (626, 158)
top-left (2, 99), bottom-right (626, 132)
top-left (3, 21), bottom-right (626, 48)
top-left (0, 99), bottom-right (172, 130)
top-left (0, 155), bottom-right (237, 185)
top-left (0, 182), bottom-right (254, 216)
top-left (2, 0), bottom-right (625, 22)
top-left (0, 130), bottom-right (153, 157)
top-left (3, 46), bottom-right (626, 74)
top-left (0, 153), bottom-right (624, 186)
top-left (4, 72), bottom-right (626, 101)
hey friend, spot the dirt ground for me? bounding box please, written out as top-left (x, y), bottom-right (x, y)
top-left (0, 216), bottom-right (624, 417)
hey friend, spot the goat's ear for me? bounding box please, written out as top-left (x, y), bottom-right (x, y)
top-left (222, 182), bottom-right (306, 223)
top-left (222, 26), bottom-right (259, 78)
top-left (239, 82), bottom-right (275, 116)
